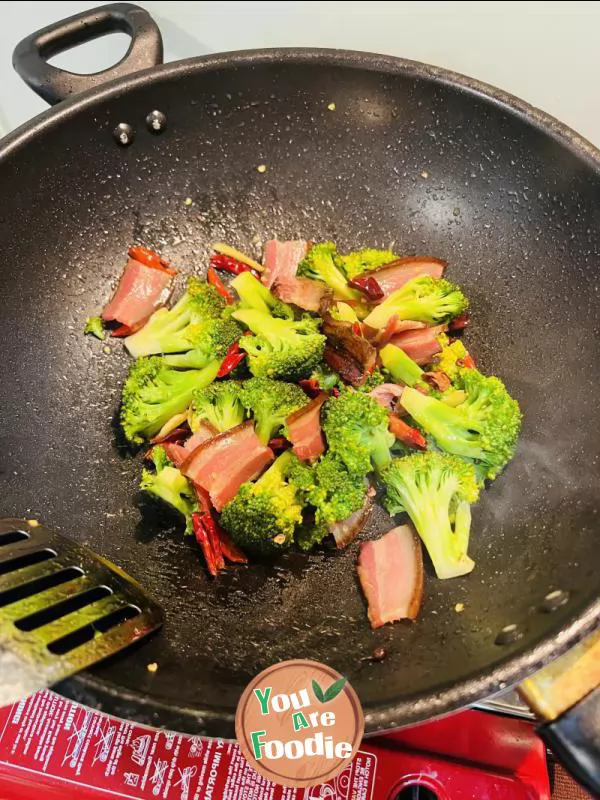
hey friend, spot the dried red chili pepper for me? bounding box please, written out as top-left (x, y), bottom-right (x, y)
top-left (210, 253), bottom-right (258, 277)
top-left (268, 436), bottom-right (291, 453)
top-left (191, 512), bottom-right (218, 577)
top-left (193, 484), bottom-right (212, 516)
top-left (449, 312), bottom-right (470, 331)
top-left (128, 245), bottom-right (177, 276)
top-left (207, 265), bottom-right (235, 303)
top-left (348, 276), bottom-right (384, 302)
top-left (299, 378), bottom-right (322, 398)
top-left (110, 323), bottom-right (133, 338)
top-left (457, 353), bottom-right (476, 369)
top-left (216, 341), bottom-right (246, 377)
top-left (352, 322), bottom-right (363, 337)
top-left (389, 415), bottom-right (427, 450)
top-left (202, 512), bottom-right (248, 565)
top-left (218, 528), bottom-right (248, 564)
top-left (200, 513), bottom-right (225, 572)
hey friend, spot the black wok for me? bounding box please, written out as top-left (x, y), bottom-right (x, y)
top-left (3, 3), bottom-right (600, 793)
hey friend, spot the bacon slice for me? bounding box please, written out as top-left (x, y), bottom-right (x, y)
top-left (181, 421), bottom-right (274, 511)
top-left (357, 525), bottom-right (424, 629)
top-left (261, 239), bottom-right (327, 312)
top-left (102, 258), bottom-right (174, 330)
top-left (329, 494), bottom-right (372, 548)
top-left (375, 316), bottom-right (427, 348)
top-left (369, 383), bottom-right (405, 411)
top-left (322, 314), bottom-right (377, 387)
top-left (162, 442), bottom-right (188, 469)
top-left (184, 422), bottom-right (218, 452)
top-left (389, 324), bottom-right (447, 365)
top-left (274, 276), bottom-right (328, 312)
top-left (262, 240), bottom-right (308, 288)
top-left (362, 256), bottom-right (446, 302)
top-left (286, 393), bottom-right (327, 461)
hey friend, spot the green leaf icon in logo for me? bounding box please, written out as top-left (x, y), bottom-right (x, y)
top-left (312, 679), bottom-right (325, 703)
top-left (312, 676), bottom-right (347, 703)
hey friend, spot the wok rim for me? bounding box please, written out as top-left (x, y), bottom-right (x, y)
top-left (3, 47), bottom-right (600, 734)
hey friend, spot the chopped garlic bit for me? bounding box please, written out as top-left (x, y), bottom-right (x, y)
top-left (27, 519), bottom-right (39, 528)
top-left (327, 102), bottom-right (336, 111)
top-left (147, 662), bottom-right (158, 673)
top-left (454, 602), bottom-right (465, 613)
top-left (420, 170), bottom-right (429, 179)
top-left (184, 197), bottom-right (193, 206)
top-left (102, 345), bottom-right (112, 355)
top-left (256, 164), bottom-right (267, 173)
top-left (273, 534), bottom-right (286, 545)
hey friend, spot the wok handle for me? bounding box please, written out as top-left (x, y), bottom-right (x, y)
top-left (518, 628), bottom-right (600, 797)
top-left (12, 2), bottom-right (163, 105)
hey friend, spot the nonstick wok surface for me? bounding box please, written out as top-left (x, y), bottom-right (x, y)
top-left (0, 52), bottom-right (599, 735)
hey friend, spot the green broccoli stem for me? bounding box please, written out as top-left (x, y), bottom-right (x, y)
top-left (400, 387), bottom-right (485, 461)
top-left (380, 344), bottom-right (424, 387)
top-left (163, 349), bottom-right (213, 369)
top-left (402, 482), bottom-right (474, 579)
top-left (371, 436), bottom-right (393, 471)
top-left (140, 361), bottom-right (220, 439)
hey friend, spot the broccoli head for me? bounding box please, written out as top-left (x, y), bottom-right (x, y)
top-left (120, 356), bottom-right (220, 444)
top-left (240, 377), bottom-right (307, 444)
top-left (232, 307), bottom-right (325, 381)
top-left (189, 381), bottom-right (245, 433)
top-left (322, 388), bottom-right (395, 475)
top-left (140, 446), bottom-right (197, 534)
top-left (84, 316), bottom-right (105, 340)
top-left (220, 450), bottom-right (304, 557)
top-left (364, 276), bottom-right (469, 329)
top-left (230, 270), bottom-right (293, 319)
top-left (124, 276), bottom-right (226, 357)
top-left (297, 242), bottom-right (361, 302)
top-left (309, 362), bottom-right (343, 391)
top-left (431, 334), bottom-right (469, 381)
top-left (337, 248), bottom-right (397, 280)
top-left (400, 368), bottom-right (522, 480)
top-left (380, 451), bottom-right (479, 579)
top-left (358, 369), bottom-right (386, 392)
top-left (290, 453), bottom-right (367, 550)
top-left (161, 317), bottom-right (241, 369)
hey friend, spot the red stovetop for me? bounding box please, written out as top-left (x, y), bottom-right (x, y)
top-left (0, 690), bottom-right (550, 799)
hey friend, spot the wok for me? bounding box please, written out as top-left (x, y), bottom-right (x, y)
top-left (3, 2), bottom-right (600, 792)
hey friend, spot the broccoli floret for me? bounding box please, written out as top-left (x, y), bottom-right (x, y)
top-left (230, 271), bottom-right (293, 319)
top-left (297, 242), bottom-right (360, 302)
top-left (189, 381), bottom-right (245, 433)
top-left (309, 362), bottom-right (343, 391)
top-left (140, 446), bottom-right (197, 534)
top-left (120, 356), bottom-right (220, 444)
top-left (84, 316), bottom-right (105, 340)
top-left (432, 334), bottom-right (469, 380)
top-left (400, 369), bottom-right (522, 480)
top-left (291, 454), bottom-right (367, 550)
top-left (240, 377), bottom-right (307, 445)
top-left (220, 450), bottom-right (304, 556)
top-left (160, 317), bottom-right (241, 369)
top-left (380, 343), bottom-right (424, 387)
top-left (358, 369), bottom-right (386, 392)
top-left (232, 308), bottom-right (325, 381)
top-left (380, 452), bottom-right (479, 579)
top-left (124, 276), bottom-right (226, 357)
top-left (322, 388), bottom-right (395, 475)
top-left (364, 276), bottom-right (469, 329)
top-left (337, 248), bottom-right (396, 280)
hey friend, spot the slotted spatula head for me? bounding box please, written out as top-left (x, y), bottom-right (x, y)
top-left (0, 518), bottom-right (163, 705)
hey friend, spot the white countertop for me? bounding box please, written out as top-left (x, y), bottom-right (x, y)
top-left (1, 0), bottom-right (600, 147)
